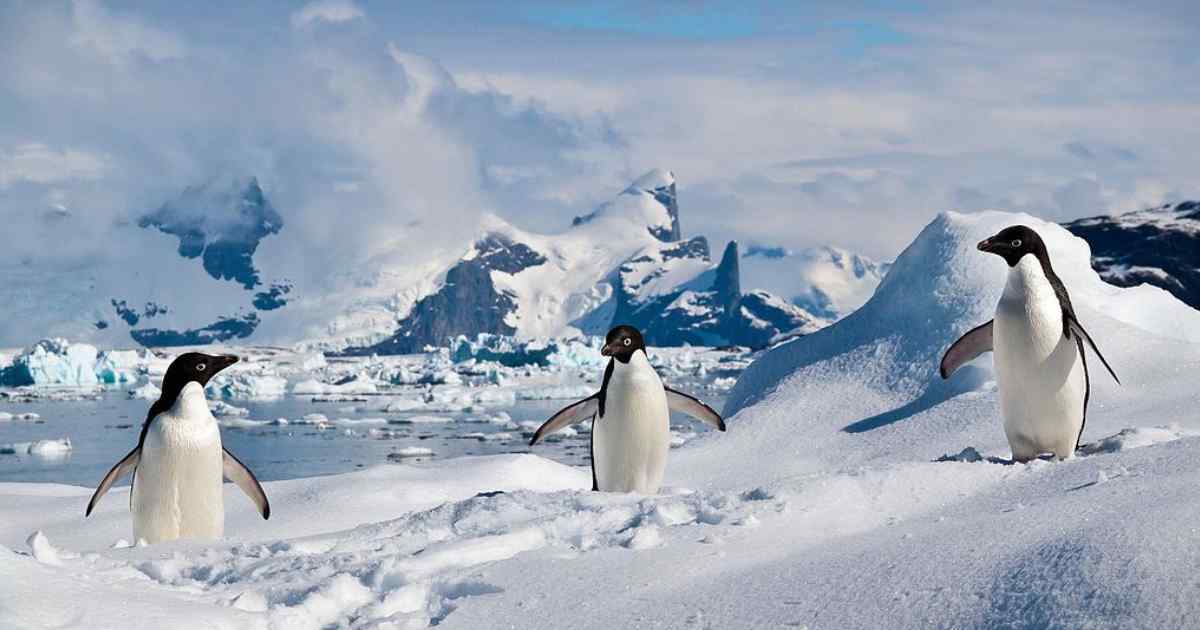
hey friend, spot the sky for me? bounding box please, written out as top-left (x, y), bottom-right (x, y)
top-left (2, 0), bottom-right (1198, 271)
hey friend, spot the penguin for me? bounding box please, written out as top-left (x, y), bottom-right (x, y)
top-left (529, 325), bottom-right (725, 493)
top-left (85, 352), bottom-right (270, 543)
top-left (940, 225), bottom-right (1119, 462)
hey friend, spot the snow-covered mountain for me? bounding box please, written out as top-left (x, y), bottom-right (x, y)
top-left (740, 244), bottom-right (890, 321)
top-left (1, 169), bottom-right (846, 351)
top-left (1064, 200), bottom-right (1200, 310)
top-left (345, 170), bottom-right (819, 353)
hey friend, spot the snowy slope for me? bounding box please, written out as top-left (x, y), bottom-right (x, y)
top-left (3, 210), bottom-right (1200, 629)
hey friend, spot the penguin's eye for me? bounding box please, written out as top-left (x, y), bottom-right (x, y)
top-left (1011, 239), bottom-right (1022, 248)
top-left (195, 363), bottom-right (207, 372)
top-left (623, 338), bottom-right (632, 347)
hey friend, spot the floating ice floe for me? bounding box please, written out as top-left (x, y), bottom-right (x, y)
top-left (209, 401), bottom-right (250, 417)
top-left (217, 417), bottom-right (272, 429)
top-left (0, 412), bottom-right (40, 422)
top-left (387, 446), bottom-right (434, 460)
top-left (515, 384), bottom-right (595, 400)
top-left (449, 334), bottom-right (606, 369)
top-left (292, 374), bottom-right (378, 397)
top-left (127, 382), bottom-right (161, 400)
top-left (393, 415), bottom-right (454, 425)
top-left (0, 438), bottom-right (72, 456)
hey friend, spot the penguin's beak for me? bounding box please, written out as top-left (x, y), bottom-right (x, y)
top-left (977, 238), bottom-right (996, 253)
top-left (601, 342), bottom-right (620, 357)
top-left (212, 354), bottom-right (239, 374)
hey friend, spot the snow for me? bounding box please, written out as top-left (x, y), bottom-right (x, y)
top-left (741, 245), bottom-right (889, 320)
top-left (2, 210), bottom-right (1200, 628)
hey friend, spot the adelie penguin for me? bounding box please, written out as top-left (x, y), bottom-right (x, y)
top-left (529, 325), bottom-right (725, 493)
top-left (940, 226), bottom-right (1119, 462)
top-left (85, 353), bottom-right (270, 543)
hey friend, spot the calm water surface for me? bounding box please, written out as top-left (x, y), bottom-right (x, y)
top-left (0, 390), bottom-right (726, 487)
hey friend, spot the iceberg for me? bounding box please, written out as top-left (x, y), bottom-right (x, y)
top-left (208, 372), bottom-right (288, 400)
top-left (94, 350), bottom-right (144, 384)
top-left (1, 339), bottom-right (99, 387)
top-left (449, 334), bottom-right (605, 369)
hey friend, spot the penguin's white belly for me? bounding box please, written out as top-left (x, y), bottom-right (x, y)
top-left (132, 413), bottom-right (225, 543)
top-left (994, 297), bottom-right (1086, 461)
top-left (593, 362), bottom-right (670, 494)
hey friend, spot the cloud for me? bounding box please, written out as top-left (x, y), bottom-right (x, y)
top-left (0, 0), bottom-right (636, 343)
top-left (0, 1), bottom-right (1197, 341)
top-left (1063, 142), bottom-right (1094, 160)
top-left (0, 144), bottom-right (109, 189)
top-left (291, 0), bottom-right (365, 29)
top-left (69, 0), bottom-right (185, 65)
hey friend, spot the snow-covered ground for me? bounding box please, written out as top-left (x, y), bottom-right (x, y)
top-left (2, 210), bottom-right (1199, 628)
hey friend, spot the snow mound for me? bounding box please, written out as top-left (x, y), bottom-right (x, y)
top-left (727, 211), bottom-right (1200, 417)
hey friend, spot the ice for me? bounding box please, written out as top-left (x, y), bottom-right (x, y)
top-left (127, 382), bottom-right (161, 400)
top-left (515, 384), bottom-right (595, 400)
top-left (209, 401), bottom-right (250, 417)
top-left (0, 412), bottom-right (40, 422)
top-left (208, 372), bottom-right (287, 400)
top-left (292, 375), bottom-right (379, 396)
top-left (94, 349), bottom-right (144, 384)
top-left (300, 353), bottom-right (328, 371)
top-left (1, 339), bottom-right (99, 387)
top-left (449, 334), bottom-right (605, 369)
top-left (1, 438), bottom-right (72, 456)
top-left (394, 415), bottom-right (454, 424)
top-left (389, 446), bottom-right (435, 459)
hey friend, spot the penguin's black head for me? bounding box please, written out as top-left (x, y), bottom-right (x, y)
top-left (977, 225), bottom-right (1048, 267)
top-left (601, 325), bottom-right (645, 363)
top-left (162, 352), bottom-right (239, 390)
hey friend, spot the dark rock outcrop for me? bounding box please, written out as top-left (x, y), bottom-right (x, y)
top-left (1064, 201), bottom-right (1200, 309)
top-left (130, 313), bottom-right (259, 347)
top-left (139, 177), bottom-right (282, 290)
top-left (341, 235), bottom-right (547, 355)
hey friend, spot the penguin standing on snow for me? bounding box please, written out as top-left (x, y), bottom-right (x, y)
top-left (940, 226), bottom-right (1119, 462)
top-left (86, 353), bottom-right (270, 543)
top-left (529, 325), bottom-right (725, 493)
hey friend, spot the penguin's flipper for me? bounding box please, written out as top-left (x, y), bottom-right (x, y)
top-left (940, 320), bottom-right (994, 379)
top-left (86, 447), bottom-right (140, 517)
top-left (529, 396), bottom-right (599, 446)
top-left (223, 448), bottom-right (271, 520)
top-left (1067, 317), bottom-right (1119, 384)
top-left (665, 387), bottom-right (725, 431)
